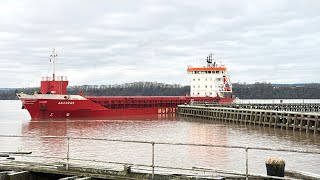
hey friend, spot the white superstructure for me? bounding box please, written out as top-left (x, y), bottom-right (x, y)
top-left (187, 53), bottom-right (232, 98)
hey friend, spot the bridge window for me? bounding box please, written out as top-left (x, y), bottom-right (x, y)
top-left (198, 79), bottom-right (200, 81)
top-left (193, 79), bottom-right (195, 81)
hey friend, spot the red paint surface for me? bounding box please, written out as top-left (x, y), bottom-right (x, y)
top-left (21, 96), bottom-right (234, 119)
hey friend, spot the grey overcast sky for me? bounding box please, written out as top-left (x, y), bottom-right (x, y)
top-left (0, 0), bottom-right (320, 88)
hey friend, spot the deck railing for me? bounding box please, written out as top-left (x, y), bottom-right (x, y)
top-left (41, 76), bottom-right (68, 81)
top-left (0, 135), bottom-right (319, 179)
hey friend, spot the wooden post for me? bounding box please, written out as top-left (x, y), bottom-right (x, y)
top-left (268, 112), bottom-right (273, 127)
top-left (293, 114), bottom-right (298, 131)
top-left (300, 116), bottom-right (304, 132)
top-left (315, 116), bottom-right (319, 133)
top-left (286, 114), bottom-right (291, 130)
top-left (306, 115), bottom-right (310, 132)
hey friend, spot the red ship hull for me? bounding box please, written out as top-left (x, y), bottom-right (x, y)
top-left (19, 95), bottom-right (234, 119)
top-left (18, 50), bottom-right (236, 119)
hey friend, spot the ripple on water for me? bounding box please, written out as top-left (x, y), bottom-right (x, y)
top-left (0, 100), bottom-right (319, 175)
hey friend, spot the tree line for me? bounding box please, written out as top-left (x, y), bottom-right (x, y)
top-left (0, 82), bottom-right (189, 100)
top-left (232, 82), bottom-right (320, 99)
top-left (1, 82), bottom-right (320, 100)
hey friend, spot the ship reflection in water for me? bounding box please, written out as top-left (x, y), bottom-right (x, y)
top-left (20, 114), bottom-right (178, 165)
top-left (0, 101), bottom-right (319, 175)
top-left (20, 115), bottom-right (320, 175)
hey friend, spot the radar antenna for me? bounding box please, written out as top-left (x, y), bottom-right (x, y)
top-left (207, 53), bottom-right (214, 67)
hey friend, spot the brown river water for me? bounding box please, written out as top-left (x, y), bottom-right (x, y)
top-left (0, 100), bottom-right (319, 176)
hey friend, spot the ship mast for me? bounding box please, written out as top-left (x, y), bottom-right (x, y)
top-left (207, 53), bottom-right (212, 67)
top-left (50, 48), bottom-right (58, 81)
top-left (206, 53), bottom-right (215, 67)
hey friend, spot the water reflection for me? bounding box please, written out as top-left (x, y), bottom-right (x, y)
top-left (17, 115), bottom-right (320, 175)
top-left (225, 122), bottom-right (320, 151)
top-left (186, 122), bottom-right (230, 170)
top-left (0, 101), bottom-right (319, 175)
top-left (22, 114), bottom-right (176, 136)
top-left (19, 114), bottom-right (177, 165)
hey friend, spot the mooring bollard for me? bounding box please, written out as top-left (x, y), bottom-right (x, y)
top-left (265, 156), bottom-right (286, 177)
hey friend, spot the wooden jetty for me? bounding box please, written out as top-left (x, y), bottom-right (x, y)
top-left (177, 105), bottom-right (320, 133)
top-left (0, 159), bottom-right (259, 180)
top-left (1, 155), bottom-right (320, 180)
top-left (199, 103), bottom-right (320, 113)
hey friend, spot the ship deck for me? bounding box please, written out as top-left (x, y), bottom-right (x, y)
top-left (85, 96), bottom-right (218, 109)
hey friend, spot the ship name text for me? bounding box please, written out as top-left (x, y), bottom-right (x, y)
top-left (58, 101), bottom-right (75, 105)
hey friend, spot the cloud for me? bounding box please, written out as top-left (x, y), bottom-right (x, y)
top-left (0, 0), bottom-right (320, 88)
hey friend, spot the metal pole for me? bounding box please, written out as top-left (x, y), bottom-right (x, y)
top-left (66, 137), bottom-right (70, 171)
top-left (53, 49), bottom-right (55, 80)
top-left (152, 143), bottom-right (155, 179)
top-left (245, 147), bottom-right (248, 180)
top-left (50, 48), bottom-right (58, 81)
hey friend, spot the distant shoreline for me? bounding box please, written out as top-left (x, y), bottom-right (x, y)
top-left (1, 82), bottom-right (320, 100)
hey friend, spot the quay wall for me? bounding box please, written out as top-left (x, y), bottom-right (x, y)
top-left (194, 103), bottom-right (320, 113)
top-left (177, 105), bottom-right (320, 133)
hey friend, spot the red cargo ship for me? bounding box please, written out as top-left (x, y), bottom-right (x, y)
top-left (17, 50), bottom-right (234, 119)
